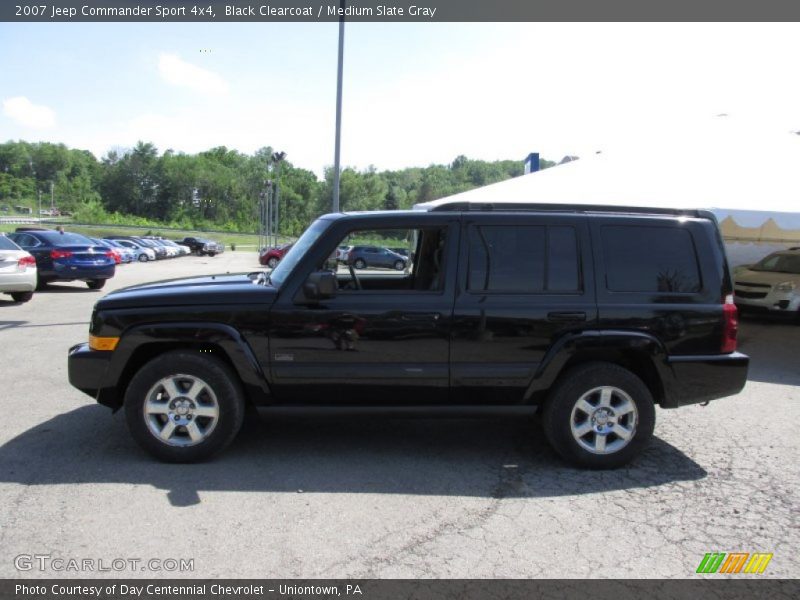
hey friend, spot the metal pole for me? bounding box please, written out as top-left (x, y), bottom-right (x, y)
top-left (332, 0), bottom-right (345, 213)
top-left (266, 182), bottom-right (272, 248)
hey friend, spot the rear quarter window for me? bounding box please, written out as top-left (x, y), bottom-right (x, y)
top-left (601, 225), bottom-right (701, 293)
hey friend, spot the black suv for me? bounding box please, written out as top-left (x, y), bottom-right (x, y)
top-left (68, 204), bottom-right (748, 467)
top-left (178, 236), bottom-right (224, 256)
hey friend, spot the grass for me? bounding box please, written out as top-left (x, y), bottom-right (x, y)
top-left (0, 222), bottom-right (295, 250)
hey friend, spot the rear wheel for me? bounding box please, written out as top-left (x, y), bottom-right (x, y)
top-left (354, 258), bottom-right (366, 269)
top-left (35, 274), bottom-right (48, 290)
top-left (124, 351), bottom-right (245, 462)
top-left (87, 279), bottom-right (106, 290)
top-left (10, 291), bottom-right (33, 303)
top-left (542, 362), bottom-right (655, 469)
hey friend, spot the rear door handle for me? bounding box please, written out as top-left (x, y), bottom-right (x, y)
top-left (547, 311), bottom-right (587, 322)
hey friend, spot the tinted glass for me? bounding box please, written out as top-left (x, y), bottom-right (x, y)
top-left (37, 231), bottom-right (94, 245)
top-left (469, 226), bottom-right (546, 292)
top-left (548, 226), bottom-right (580, 291)
top-left (602, 225), bottom-right (701, 293)
top-left (0, 235), bottom-right (21, 250)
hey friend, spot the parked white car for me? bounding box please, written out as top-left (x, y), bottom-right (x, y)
top-left (734, 247), bottom-right (800, 317)
top-left (0, 233), bottom-right (37, 302)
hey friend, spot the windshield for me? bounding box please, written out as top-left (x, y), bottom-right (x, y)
top-left (0, 235), bottom-right (21, 250)
top-left (752, 253), bottom-right (800, 274)
top-left (268, 219), bottom-right (332, 288)
top-left (38, 231), bottom-right (94, 245)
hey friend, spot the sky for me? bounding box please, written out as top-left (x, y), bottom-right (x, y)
top-left (2, 22), bottom-right (800, 178)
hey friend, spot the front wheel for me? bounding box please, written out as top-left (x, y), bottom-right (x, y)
top-left (87, 279), bottom-right (106, 290)
top-left (267, 257), bottom-right (279, 268)
top-left (542, 362), bottom-right (655, 469)
top-left (124, 351), bottom-right (245, 462)
top-left (354, 258), bottom-right (366, 269)
top-left (138, 253), bottom-right (148, 262)
top-left (394, 260), bottom-right (405, 271)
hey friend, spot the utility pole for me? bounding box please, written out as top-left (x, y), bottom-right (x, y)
top-left (332, 0), bottom-right (345, 213)
top-left (271, 151), bottom-right (286, 244)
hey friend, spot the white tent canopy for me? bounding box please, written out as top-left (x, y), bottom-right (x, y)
top-left (415, 119), bottom-right (800, 235)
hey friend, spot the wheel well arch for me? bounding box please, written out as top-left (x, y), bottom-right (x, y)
top-left (117, 342), bottom-right (258, 408)
top-left (556, 350), bottom-right (665, 406)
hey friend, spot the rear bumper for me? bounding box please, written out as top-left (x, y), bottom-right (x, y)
top-left (0, 270), bottom-right (37, 293)
top-left (68, 343), bottom-right (117, 408)
top-left (661, 352), bottom-right (749, 408)
top-left (46, 262), bottom-right (115, 281)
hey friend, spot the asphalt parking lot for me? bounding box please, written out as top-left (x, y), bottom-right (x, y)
top-left (0, 253), bottom-right (798, 579)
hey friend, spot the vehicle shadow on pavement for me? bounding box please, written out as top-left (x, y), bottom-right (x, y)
top-left (738, 318), bottom-right (800, 386)
top-left (0, 405), bottom-right (707, 507)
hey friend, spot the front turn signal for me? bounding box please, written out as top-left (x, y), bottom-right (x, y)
top-left (89, 335), bottom-right (119, 351)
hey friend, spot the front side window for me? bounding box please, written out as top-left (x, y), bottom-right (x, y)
top-left (330, 227), bottom-right (447, 293)
top-left (602, 225), bottom-right (701, 293)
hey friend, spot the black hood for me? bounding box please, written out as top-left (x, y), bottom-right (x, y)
top-left (96, 273), bottom-right (278, 309)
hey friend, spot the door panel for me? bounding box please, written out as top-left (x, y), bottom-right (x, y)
top-left (267, 217), bottom-right (460, 406)
top-left (450, 215), bottom-right (596, 404)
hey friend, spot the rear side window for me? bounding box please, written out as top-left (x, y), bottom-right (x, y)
top-left (602, 225), bottom-right (701, 293)
top-left (468, 225), bottom-right (580, 293)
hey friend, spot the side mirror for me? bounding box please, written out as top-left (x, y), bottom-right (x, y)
top-left (304, 271), bottom-right (337, 301)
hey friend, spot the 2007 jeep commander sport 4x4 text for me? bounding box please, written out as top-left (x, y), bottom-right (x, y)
top-left (68, 203), bottom-right (749, 468)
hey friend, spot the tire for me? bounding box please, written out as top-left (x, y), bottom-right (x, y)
top-left (195, 249), bottom-right (204, 256)
top-left (208, 252), bottom-right (216, 257)
top-left (87, 279), bottom-right (106, 290)
top-left (35, 274), bottom-right (48, 290)
top-left (10, 291), bottom-right (33, 303)
top-left (394, 260), bottom-right (405, 271)
top-left (267, 257), bottom-right (279, 268)
top-left (138, 253), bottom-right (148, 262)
top-left (542, 362), bottom-right (655, 469)
top-left (354, 258), bottom-right (366, 270)
top-left (124, 351), bottom-right (245, 463)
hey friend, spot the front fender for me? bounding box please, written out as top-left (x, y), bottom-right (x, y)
top-left (97, 322), bottom-right (270, 410)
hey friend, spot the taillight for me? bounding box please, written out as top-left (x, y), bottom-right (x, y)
top-left (51, 249), bottom-right (73, 259)
top-left (18, 255), bottom-right (36, 269)
top-left (721, 294), bottom-right (738, 353)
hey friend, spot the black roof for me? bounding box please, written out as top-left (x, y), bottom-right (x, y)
top-left (429, 201), bottom-right (710, 218)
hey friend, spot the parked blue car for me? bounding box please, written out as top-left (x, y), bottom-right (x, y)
top-left (9, 229), bottom-right (116, 289)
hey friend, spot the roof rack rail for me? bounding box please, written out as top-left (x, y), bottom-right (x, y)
top-left (429, 201), bottom-right (704, 217)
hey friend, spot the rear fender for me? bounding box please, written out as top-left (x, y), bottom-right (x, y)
top-left (524, 330), bottom-right (673, 404)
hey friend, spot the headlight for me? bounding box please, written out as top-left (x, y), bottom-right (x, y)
top-left (776, 281), bottom-right (797, 292)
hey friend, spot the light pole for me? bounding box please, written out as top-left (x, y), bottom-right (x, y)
top-left (271, 151), bottom-right (286, 244)
top-left (332, 0), bottom-right (345, 213)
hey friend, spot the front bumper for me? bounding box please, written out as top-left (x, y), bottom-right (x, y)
top-left (68, 343), bottom-right (116, 408)
top-left (661, 351), bottom-right (749, 408)
top-left (734, 287), bottom-right (800, 313)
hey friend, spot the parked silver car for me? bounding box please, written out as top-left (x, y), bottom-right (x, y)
top-left (0, 233), bottom-right (37, 302)
top-left (734, 247), bottom-right (800, 317)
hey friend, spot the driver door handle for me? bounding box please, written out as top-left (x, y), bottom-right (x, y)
top-left (547, 311), bottom-right (587, 322)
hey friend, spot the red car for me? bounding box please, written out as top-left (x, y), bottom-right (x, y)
top-left (259, 243), bottom-right (293, 268)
